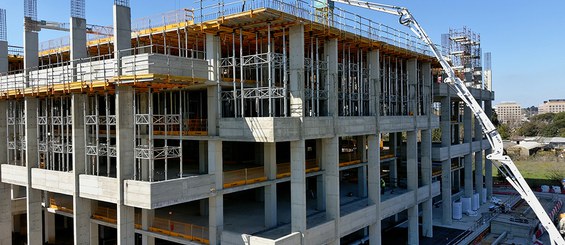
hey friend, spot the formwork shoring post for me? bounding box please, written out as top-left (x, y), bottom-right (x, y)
top-left (105, 93), bottom-right (111, 176)
top-left (267, 23), bottom-right (272, 117)
top-left (283, 28), bottom-right (287, 117)
top-left (315, 38), bottom-right (320, 116)
top-left (148, 89), bottom-right (154, 181)
top-left (255, 32), bottom-right (260, 116)
top-left (310, 34), bottom-right (314, 116)
top-left (179, 90), bottom-right (183, 178)
top-left (231, 32), bottom-right (237, 117)
top-left (95, 94), bottom-right (99, 175)
top-left (359, 47), bottom-right (363, 116)
top-left (239, 28), bottom-right (244, 118)
top-left (347, 44), bottom-right (352, 116)
top-left (165, 92), bottom-right (169, 180)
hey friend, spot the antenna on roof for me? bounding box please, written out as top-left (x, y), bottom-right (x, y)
top-left (71, 0), bottom-right (85, 19)
top-left (0, 9), bottom-right (6, 42)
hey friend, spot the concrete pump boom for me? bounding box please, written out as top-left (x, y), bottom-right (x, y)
top-left (330, 0), bottom-right (565, 244)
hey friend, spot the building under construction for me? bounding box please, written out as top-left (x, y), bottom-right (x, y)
top-left (0, 0), bottom-right (497, 244)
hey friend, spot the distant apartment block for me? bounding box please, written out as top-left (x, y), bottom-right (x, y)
top-left (539, 99), bottom-right (565, 114)
top-left (496, 102), bottom-right (522, 125)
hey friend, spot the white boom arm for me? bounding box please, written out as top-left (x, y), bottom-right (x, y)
top-left (330, 0), bottom-right (565, 244)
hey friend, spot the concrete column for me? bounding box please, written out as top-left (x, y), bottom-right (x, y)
top-left (367, 135), bottom-right (381, 245)
top-left (24, 31), bottom-right (38, 73)
top-left (325, 38), bottom-right (338, 117)
top-left (475, 103), bottom-right (484, 203)
top-left (389, 133), bottom-right (398, 187)
top-left (116, 86), bottom-right (135, 245)
top-left (45, 211), bottom-right (56, 243)
top-left (316, 139), bottom-right (325, 211)
top-left (323, 137), bottom-right (339, 244)
top-left (484, 100), bottom-right (493, 199)
top-left (25, 97), bottom-right (42, 244)
top-left (142, 209), bottom-right (155, 245)
top-left (206, 34), bottom-right (220, 135)
top-left (208, 140), bottom-right (223, 245)
top-left (441, 160), bottom-right (452, 225)
top-left (0, 100), bottom-right (11, 244)
top-left (440, 96), bottom-right (452, 225)
top-left (289, 24), bottom-right (305, 117)
top-left (421, 129), bottom-right (433, 237)
top-left (357, 136), bottom-right (367, 198)
top-left (113, 4), bottom-right (131, 75)
top-left (199, 141), bottom-right (208, 173)
top-left (0, 41), bottom-right (8, 73)
top-left (291, 140), bottom-right (306, 233)
top-left (406, 131), bottom-right (418, 245)
top-left (90, 223), bottom-right (99, 245)
top-left (422, 62), bottom-right (432, 115)
top-left (264, 142), bottom-right (277, 228)
top-left (72, 94), bottom-right (91, 244)
top-left (70, 16), bottom-right (87, 82)
top-left (463, 106), bottom-right (473, 198)
top-left (406, 59), bottom-right (417, 115)
top-left (453, 102), bottom-right (461, 143)
top-left (368, 50), bottom-right (380, 116)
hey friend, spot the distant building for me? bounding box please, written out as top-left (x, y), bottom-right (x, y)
top-left (524, 106), bottom-right (538, 119)
top-left (539, 99), bottom-right (565, 114)
top-left (496, 102), bottom-right (522, 125)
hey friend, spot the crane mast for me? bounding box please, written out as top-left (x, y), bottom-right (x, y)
top-left (330, 0), bottom-right (565, 244)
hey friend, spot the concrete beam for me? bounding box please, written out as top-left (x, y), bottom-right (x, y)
top-left (291, 140), bottom-right (306, 232)
top-left (289, 24), bottom-right (304, 117)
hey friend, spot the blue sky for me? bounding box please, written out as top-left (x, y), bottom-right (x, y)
top-left (2, 0), bottom-right (564, 107)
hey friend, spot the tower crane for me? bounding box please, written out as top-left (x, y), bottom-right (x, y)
top-left (329, 0), bottom-right (565, 244)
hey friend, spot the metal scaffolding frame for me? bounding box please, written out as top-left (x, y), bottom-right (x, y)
top-left (338, 44), bottom-right (369, 117)
top-left (38, 96), bottom-right (73, 171)
top-left (84, 93), bottom-right (117, 177)
top-left (134, 89), bottom-right (183, 182)
top-left (7, 100), bottom-right (26, 166)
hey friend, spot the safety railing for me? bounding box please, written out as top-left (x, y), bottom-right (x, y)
top-left (92, 206), bottom-right (118, 224)
top-left (132, 9), bottom-right (194, 32)
top-left (49, 197), bottom-right (73, 214)
top-left (150, 217), bottom-right (209, 244)
top-left (196, 0), bottom-right (442, 56)
top-left (185, 119), bottom-right (208, 136)
top-left (223, 166), bottom-right (267, 188)
top-left (276, 159), bottom-right (319, 179)
top-left (0, 44), bottom-right (207, 97)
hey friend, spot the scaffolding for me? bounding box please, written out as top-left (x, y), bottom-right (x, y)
top-left (445, 27), bottom-right (482, 88)
top-left (38, 96), bottom-right (73, 171)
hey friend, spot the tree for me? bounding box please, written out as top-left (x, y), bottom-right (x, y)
top-left (497, 124), bottom-right (511, 140)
